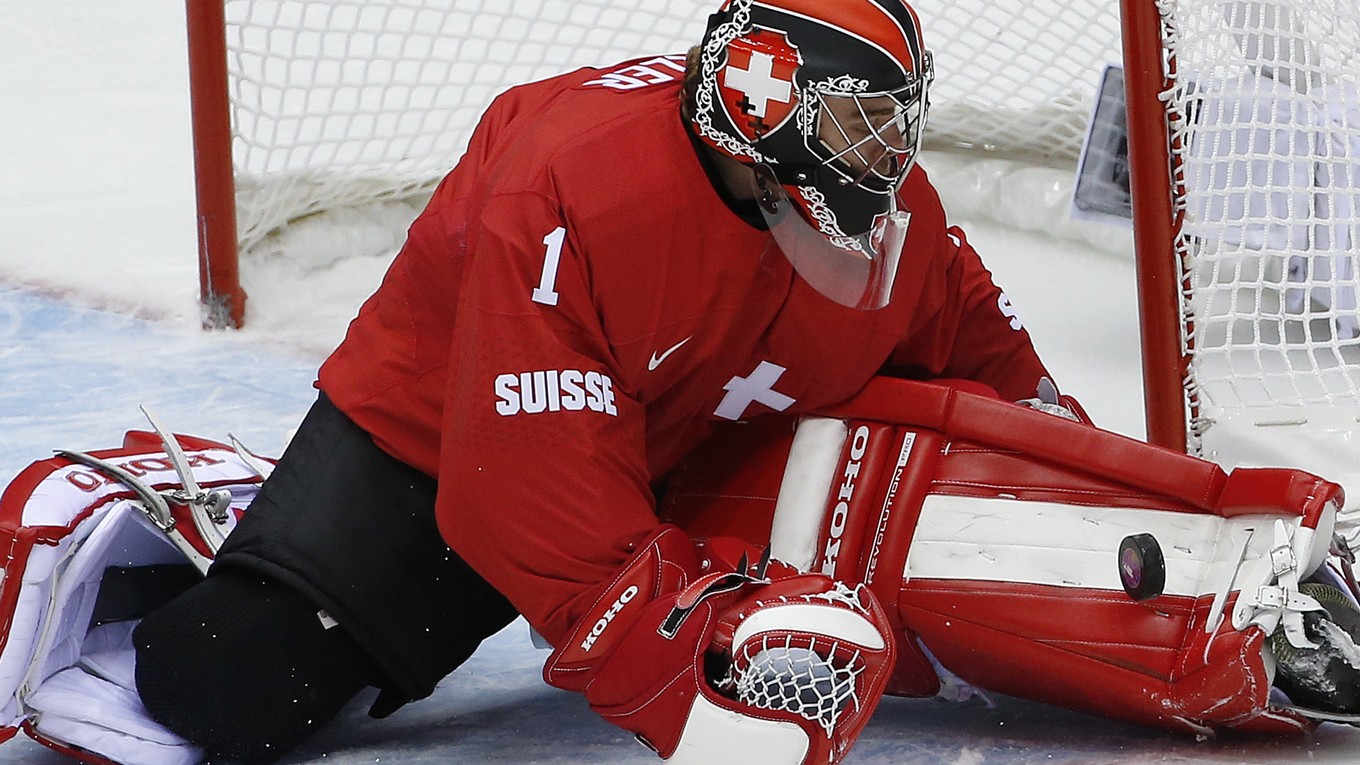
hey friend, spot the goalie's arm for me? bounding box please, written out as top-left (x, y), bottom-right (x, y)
top-left (884, 213), bottom-right (1055, 403)
top-left (432, 191), bottom-right (664, 647)
top-left (429, 192), bottom-right (898, 764)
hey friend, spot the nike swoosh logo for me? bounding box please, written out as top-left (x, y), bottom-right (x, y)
top-left (648, 336), bottom-right (692, 371)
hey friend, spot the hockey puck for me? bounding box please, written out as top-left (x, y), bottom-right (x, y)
top-left (1118, 533), bottom-right (1165, 601)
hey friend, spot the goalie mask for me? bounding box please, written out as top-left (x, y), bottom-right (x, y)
top-left (691, 0), bottom-right (934, 309)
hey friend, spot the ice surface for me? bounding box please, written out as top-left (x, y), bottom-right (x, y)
top-left (0, 290), bottom-right (316, 488)
top-left (2, 1), bottom-right (1359, 762)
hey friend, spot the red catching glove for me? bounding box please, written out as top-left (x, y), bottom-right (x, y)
top-left (545, 525), bottom-right (895, 764)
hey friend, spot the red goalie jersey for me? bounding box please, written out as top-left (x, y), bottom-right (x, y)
top-left (318, 55), bottom-right (1054, 644)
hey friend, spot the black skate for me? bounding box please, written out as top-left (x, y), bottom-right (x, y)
top-left (1269, 582), bottom-right (1360, 718)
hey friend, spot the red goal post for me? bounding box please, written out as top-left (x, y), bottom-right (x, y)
top-left (187, 0), bottom-right (247, 329)
top-left (1121, 0), bottom-right (1185, 451)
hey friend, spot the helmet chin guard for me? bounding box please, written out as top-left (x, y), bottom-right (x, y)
top-left (691, 0), bottom-right (933, 309)
top-left (753, 164), bottom-right (908, 310)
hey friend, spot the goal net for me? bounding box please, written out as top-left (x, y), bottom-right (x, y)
top-left (197, 0), bottom-right (1360, 486)
top-left (217, 0), bottom-right (1122, 239)
top-left (1133, 0), bottom-right (1360, 480)
top-left (197, 0), bottom-right (1123, 322)
top-left (221, 1), bottom-right (708, 267)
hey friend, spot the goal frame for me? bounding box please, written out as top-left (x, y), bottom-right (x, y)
top-left (186, 0), bottom-right (247, 329)
top-left (180, 0), bottom-right (1208, 458)
top-left (1120, 0), bottom-right (1190, 452)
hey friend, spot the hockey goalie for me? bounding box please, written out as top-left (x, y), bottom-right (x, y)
top-left (3, 379), bottom-right (1360, 765)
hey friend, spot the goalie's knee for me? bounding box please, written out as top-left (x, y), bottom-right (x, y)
top-left (134, 569), bottom-right (382, 765)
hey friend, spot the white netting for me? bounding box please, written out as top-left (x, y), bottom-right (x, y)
top-left (734, 639), bottom-right (861, 736)
top-left (916, 0), bottom-right (1122, 164)
top-left (220, 0), bottom-right (1125, 261)
top-left (1157, 0), bottom-right (1360, 445)
top-left (224, 0), bottom-right (711, 257)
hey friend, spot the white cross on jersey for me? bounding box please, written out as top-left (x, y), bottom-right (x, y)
top-left (722, 51), bottom-right (792, 119)
top-left (715, 361), bottom-right (796, 421)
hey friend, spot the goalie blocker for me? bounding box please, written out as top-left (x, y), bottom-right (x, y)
top-left (662, 376), bottom-right (1351, 735)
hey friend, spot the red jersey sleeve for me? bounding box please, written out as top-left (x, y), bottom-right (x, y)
top-left (432, 189), bottom-right (663, 646)
top-left (886, 224), bottom-right (1054, 402)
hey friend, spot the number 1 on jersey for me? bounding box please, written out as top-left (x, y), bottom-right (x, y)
top-left (531, 226), bottom-right (567, 306)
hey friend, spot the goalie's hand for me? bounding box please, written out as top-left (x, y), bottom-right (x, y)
top-left (1017, 376), bottom-right (1091, 424)
top-left (544, 526), bottom-right (895, 765)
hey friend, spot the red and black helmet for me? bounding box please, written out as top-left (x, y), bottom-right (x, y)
top-left (690, 0), bottom-right (934, 309)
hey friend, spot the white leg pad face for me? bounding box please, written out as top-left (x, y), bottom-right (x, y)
top-left (904, 494), bottom-right (1309, 633)
top-left (755, 400), bottom-right (1342, 731)
top-left (905, 492), bottom-right (1344, 661)
top-left (665, 694), bottom-right (810, 765)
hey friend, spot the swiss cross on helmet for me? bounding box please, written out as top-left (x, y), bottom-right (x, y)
top-left (692, 0), bottom-right (934, 309)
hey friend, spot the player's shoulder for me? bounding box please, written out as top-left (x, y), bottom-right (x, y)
top-left (516, 53), bottom-right (689, 97)
top-left (488, 54), bottom-right (689, 147)
top-left (465, 54), bottom-right (696, 215)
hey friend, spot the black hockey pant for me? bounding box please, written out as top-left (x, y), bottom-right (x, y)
top-left (133, 394), bottom-right (519, 765)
